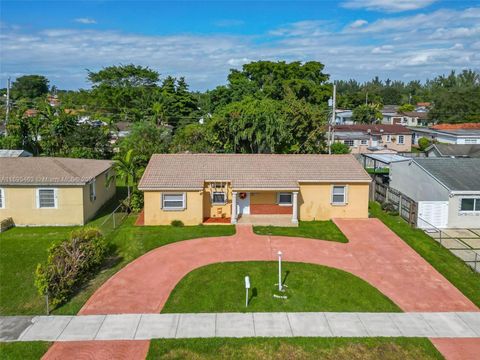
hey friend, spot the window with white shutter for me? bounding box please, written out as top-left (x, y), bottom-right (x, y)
top-left (37, 188), bottom-right (57, 208)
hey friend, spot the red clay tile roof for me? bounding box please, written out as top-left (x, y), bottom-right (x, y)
top-left (0, 157), bottom-right (113, 185)
top-left (334, 124), bottom-right (412, 135)
top-left (139, 154), bottom-right (371, 190)
top-left (432, 123), bottom-right (480, 130)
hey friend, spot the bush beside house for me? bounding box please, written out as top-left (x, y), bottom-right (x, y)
top-left (34, 228), bottom-right (107, 308)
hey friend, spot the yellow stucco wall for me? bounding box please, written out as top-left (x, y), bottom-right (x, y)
top-left (0, 171), bottom-right (116, 226)
top-left (250, 192), bottom-right (277, 204)
top-left (144, 190), bottom-right (204, 225)
top-left (82, 170), bottom-right (117, 223)
top-left (0, 186), bottom-right (85, 225)
top-left (298, 183), bottom-right (369, 220)
top-left (203, 184), bottom-right (232, 219)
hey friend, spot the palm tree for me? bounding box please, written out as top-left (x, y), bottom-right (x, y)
top-left (110, 149), bottom-right (143, 199)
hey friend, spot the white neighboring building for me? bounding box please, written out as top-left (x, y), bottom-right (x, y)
top-left (390, 158), bottom-right (480, 229)
top-left (335, 110), bottom-right (354, 125)
top-left (411, 127), bottom-right (480, 145)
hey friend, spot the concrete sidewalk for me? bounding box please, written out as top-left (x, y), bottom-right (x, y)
top-left (2, 312), bottom-right (479, 342)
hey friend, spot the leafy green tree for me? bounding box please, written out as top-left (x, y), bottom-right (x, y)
top-left (418, 137), bottom-right (432, 151)
top-left (11, 75), bottom-right (49, 100)
top-left (331, 142), bottom-right (351, 154)
top-left (170, 123), bottom-right (212, 153)
top-left (207, 61), bottom-right (331, 111)
top-left (427, 70), bottom-right (480, 123)
top-left (87, 64), bottom-right (160, 122)
top-left (119, 121), bottom-right (171, 166)
top-left (209, 97), bottom-right (290, 153)
top-left (352, 104), bottom-right (383, 124)
top-left (111, 149), bottom-right (144, 198)
top-left (60, 124), bottom-right (113, 159)
top-left (398, 103), bottom-right (415, 112)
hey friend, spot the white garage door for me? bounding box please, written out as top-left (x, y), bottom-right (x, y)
top-left (417, 201), bottom-right (449, 229)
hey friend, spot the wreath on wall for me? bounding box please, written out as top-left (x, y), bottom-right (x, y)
top-left (239, 192), bottom-right (247, 199)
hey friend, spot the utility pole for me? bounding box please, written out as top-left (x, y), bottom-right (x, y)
top-left (4, 77), bottom-right (10, 137)
top-left (328, 84), bottom-right (336, 155)
top-left (365, 91), bottom-right (368, 105)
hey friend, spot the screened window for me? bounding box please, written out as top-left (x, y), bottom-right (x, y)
top-left (332, 186), bottom-right (346, 205)
top-left (360, 139), bottom-right (368, 145)
top-left (344, 140), bottom-right (354, 147)
top-left (0, 188), bottom-right (4, 208)
top-left (162, 193), bottom-right (185, 210)
top-left (89, 180), bottom-right (96, 202)
top-left (37, 189), bottom-right (57, 208)
top-left (460, 198), bottom-right (480, 212)
top-left (212, 192), bottom-right (226, 205)
top-left (465, 139), bottom-right (477, 144)
top-left (398, 135), bottom-right (405, 144)
top-left (278, 192), bottom-right (292, 205)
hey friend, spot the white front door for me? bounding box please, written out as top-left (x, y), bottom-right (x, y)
top-left (418, 201), bottom-right (449, 229)
top-left (237, 192), bottom-right (250, 215)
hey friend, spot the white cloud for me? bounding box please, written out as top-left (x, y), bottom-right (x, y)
top-left (1, 7), bottom-right (479, 90)
top-left (342, 0), bottom-right (437, 13)
top-left (74, 18), bottom-right (97, 25)
top-left (371, 45), bottom-right (394, 54)
top-left (348, 19), bottom-right (368, 28)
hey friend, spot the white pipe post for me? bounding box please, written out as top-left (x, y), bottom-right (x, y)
top-left (278, 251), bottom-right (283, 291)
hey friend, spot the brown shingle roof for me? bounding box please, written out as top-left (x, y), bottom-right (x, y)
top-left (0, 157), bottom-right (113, 185)
top-left (139, 154), bottom-right (371, 190)
top-left (334, 124), bottom-right (412, 135)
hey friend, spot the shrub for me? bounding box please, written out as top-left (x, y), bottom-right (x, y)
top-left (381, 202), bottom-right (398, 216)
top-left (171, 220), bottom-right (184, 227)
top-left (35, 227), bottom-right (107, 308)
top-left (418, 137), bottom-right (431, 151)
top-left (130, 190), bottom-right (144, 213)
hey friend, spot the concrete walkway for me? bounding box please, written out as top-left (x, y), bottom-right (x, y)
top-left (41, 221), bottom-right (480, 359)
top-left (2, 312), bottom-right (480, 342)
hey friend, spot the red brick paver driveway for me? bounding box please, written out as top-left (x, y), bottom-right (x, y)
top-left (43, 219), bottom-right (479, 359)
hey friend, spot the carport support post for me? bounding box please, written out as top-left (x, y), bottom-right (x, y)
top-left (231, 192), bottom-right (238, 224)
top-left (292, 192), bottom-right (298, 224)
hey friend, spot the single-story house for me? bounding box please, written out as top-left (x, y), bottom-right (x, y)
top-left (411, 123), bottom-right (480, 145)
top-left (0, 149), bottom-right (33, 157)
top-left (334, 124), bottom-right (412, 153)
top-left (426, 143), bottom-right (480, 158)
top-left (389, 158), bottom-right (480, 229)
top-left (138, 154), bottom-right (371, 226)
top-left (0, 157), bottom-right (116, 226)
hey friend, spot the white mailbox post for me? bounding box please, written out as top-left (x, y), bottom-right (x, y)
top-left (277, 251), bottom-right (283, 291)
top-left (244, 276), bottom-right (250, 307)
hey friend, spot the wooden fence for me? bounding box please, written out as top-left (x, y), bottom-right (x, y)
top-left (371, 181), bottom-right (418, 226)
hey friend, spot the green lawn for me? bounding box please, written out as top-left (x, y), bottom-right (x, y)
top-left (0, 214), bottom-right (235, 315)
top-left (162, 261), bottom-right (400, 313)
top-left (254, 220), bottom-right (348, 243)
top-left (0, 342), bottom-right (52, 360)
top-left (147, 338), bottom-right (444, 360)
top-left (370, 201), bottom-right (480, 308)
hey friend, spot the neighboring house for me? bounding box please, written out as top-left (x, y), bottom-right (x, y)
top-left (334, 124), bottom-right (412, 153)
top-left (0, 157), bottom-right (116, 226)
top-left (390, 158), bottom-right (480, 229)
top-left (382, 111), bottom-right (430, 127)
top-left (426, 144), bottom-right (480, 158)
top-left (415, 102), bottom-right (431, 112)
top-left (411, 123), bottom-right (480, 145)
top-left (138, 154), bottom-right (371, 226)
top-left (335, 110), bottom-right (354, 125)
top-left (0, 149), bottom-right (33, 157)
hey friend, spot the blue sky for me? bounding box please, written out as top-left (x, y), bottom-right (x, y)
top-left (1, 1), bottom-right (479, 90)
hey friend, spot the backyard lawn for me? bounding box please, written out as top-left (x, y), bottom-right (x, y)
top-left (162, 262), bottom-right (400, 313)
top-left (254, 220), bottom-right (348, 243)
top-left (370, 201), bottom-right (480, 308)
top-left (0, 215), bottom-right (235, 315)
top-left (147, 338), bottom-right (443, 360)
